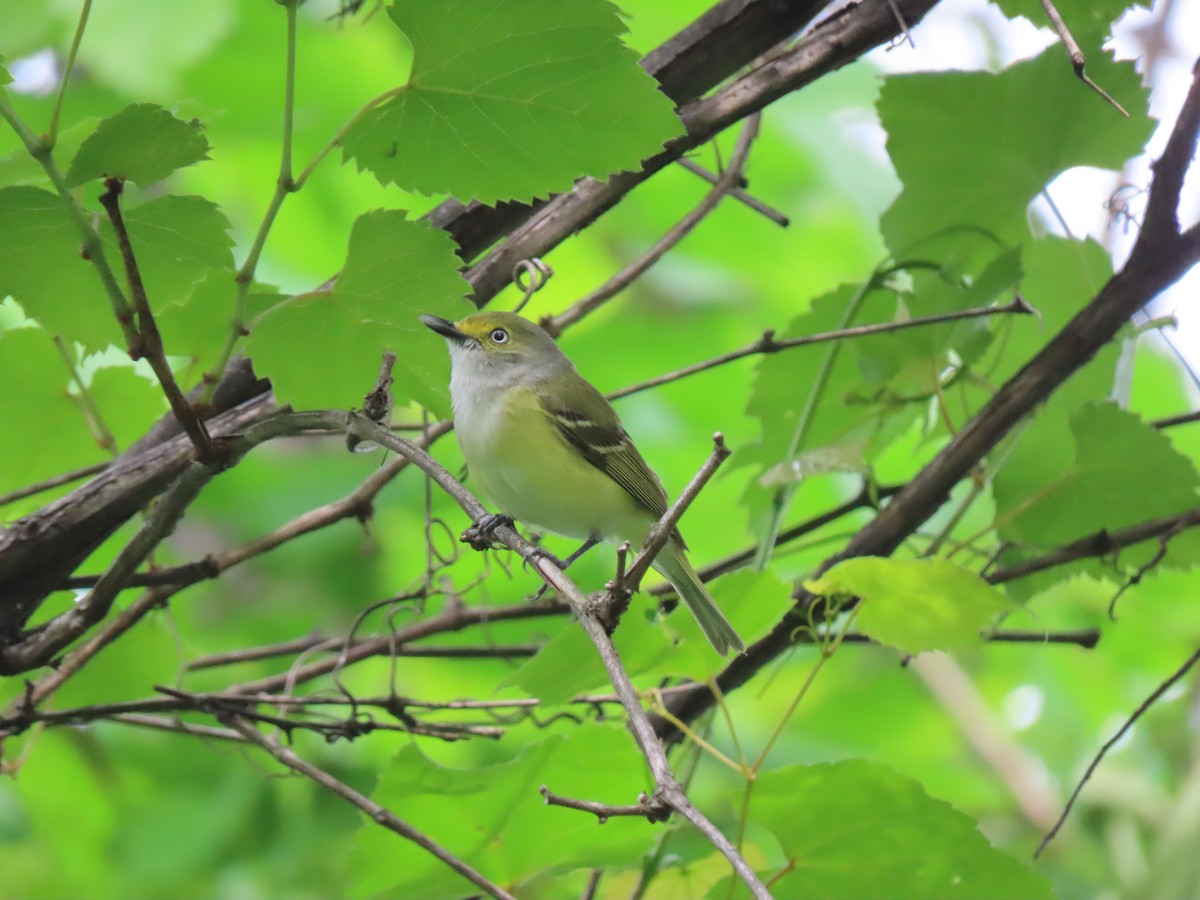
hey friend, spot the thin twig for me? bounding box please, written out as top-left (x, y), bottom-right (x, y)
top-left (225, 715), bottom-right (519, 900)
top-left (540, 785), bottom-right (669, 824)
top-left (622, 434), bottom-right (732, 594)
top-left (1039, 0), bottom-right (1129, 117)
top-left (986, 507), bottom-right (1200, 586)
top-left (53, 335), bottom-right (118, 454)
top-left (541, 115), bottom-right (762, 337)
top-left (1035, 646), bottom-right (1200, 857)
top-left (1152, 409), bottom-right (1200, 429)
top-left (202, 0), bottom-right (300, 401)
top-left (47, 0), bottom-right (93, 144)
top-left (884, 0), bottom-right (915, 48)
top-left (331, 411), bottom-right (770, 898)
top-left (98, 178), bottom-right (215, 460)
top-left (0, 461), bottom-right (108, 508)
top-left (677, 157), bottom-right (789, 226)
top-left (608, 296), bottom-right (1036, 402)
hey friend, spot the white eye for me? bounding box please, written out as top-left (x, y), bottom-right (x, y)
top-left (490, 328), bottom-right (509, 344)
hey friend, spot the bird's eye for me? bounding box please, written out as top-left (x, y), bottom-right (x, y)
top-left (490, 328), bottom-right (509, 344)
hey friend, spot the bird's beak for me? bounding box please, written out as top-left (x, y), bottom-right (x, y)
top-left (419, 315), bottom-right (468, 345)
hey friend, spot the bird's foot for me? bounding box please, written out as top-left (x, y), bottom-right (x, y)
top-left (461, 513), bottom-right (515, 551)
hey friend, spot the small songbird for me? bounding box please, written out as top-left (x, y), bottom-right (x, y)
top-left (421, 311), bottom-right (744, 655)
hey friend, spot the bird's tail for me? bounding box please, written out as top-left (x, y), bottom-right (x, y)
top-left (654, 544), bottom-right (745, 656)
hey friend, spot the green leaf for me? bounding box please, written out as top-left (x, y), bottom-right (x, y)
top-left (734, 761), bottom-right (1055, 900)
top-left (0, 117), bottom-right (99, 188)
top-left (246, 209), bottom-right (470, 417)
top-left (157, 272), bottom-right (282, 389)
top-left (0, 188), bottom-right (234, 351)
top-left (349, 727), bottom-right (656, 898)
top-left (852, 249), bottom-right (1022, 395)
top-left (0, 328), bottom-right (104, 503)
top-left (806, 557), bottom-right (1012, 654)
top-left (736, 282), bottom-right (925, 526)
top-left (0, 56), bottom-right (11, 85)
top-left (99, 194), bottom-right (235, 310)
top-left (341, 0), bottom-right (681, 203)
top-left (65, 103), bottom-right (210, 187)
top-left (993, 0), bottom-right (1130, 44)
top-left (879, 47), bottom-right (1151, 254)
top-left (0, 186), bottom-right (124, 348)
top-left (995, 402), bottom-right (1200, 547)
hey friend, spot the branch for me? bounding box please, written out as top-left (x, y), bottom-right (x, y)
top-left (608, 296), bottom-right (1035, 402)
top-left (1035, 645), bottom-right (1200, 857)
top-left (0, 410), bottom-right (313, 674)
top-left (541, 115), bottom-right (762, 337)
top-left (1039, 0), bottom-right (1129, 116)
top-left (621, 434), bottom-right (731, 595)
top-left (678, 157), bottom-right (789, 226)
top-left (224, 715), bottom-right (519, 900)
top-left (0, 365), bottom-right (276, 635)
top-left (98, 177), bottom-right (215, 460)
top-left (0, 461), bottom-right (107, 508)
top-left (985, 507), bottom-right (1200, 586)
top-left (655, 57), bottom-right (1200, 737)
top-left (326, 411), bottom-right (770, 899)
top-left (426, 0), bottom-right (833, 257)
top-left (540, 785), bottom-right (670, 824)
top-left (463, 0), bottom-right (945, 305)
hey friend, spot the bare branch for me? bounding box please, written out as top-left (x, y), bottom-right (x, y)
top-left (621, 434), bottom-right (732, 595)
top-left (677, 157), bottom-right (789, 226)
top-left (225, 716), bottom-right (519, 900)
top-left (0, 461), bottom-right (108, 508)
top-left (328, 411), bottom-right (770, 899)
top-left (463, 0), bottom-right (945, 305)
top-left (541, 116), bottom-right (762, 337)
top-left (540, 785), bottom-right (670, 824)
top-left (608, 296), bottom-right (1035, 402)
top-left (1035, 645), bottom-right (1200, 857)
top-left (1039, 0), bottom-right (1129, 116)
top-left (985, 507), bottom-right (1200, 586)
top-left (98, 178), bottom-right (216, 461)
top-left (656, 59), bottom-right (1200, 737)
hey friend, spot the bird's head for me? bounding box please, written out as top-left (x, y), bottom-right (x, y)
top-left (420, 311), bottom-right (566, 383)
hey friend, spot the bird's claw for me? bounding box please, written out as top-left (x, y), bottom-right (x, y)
top-left (461, 513), bottom-right (515, 551)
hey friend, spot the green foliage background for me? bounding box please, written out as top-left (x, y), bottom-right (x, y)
top-left (2, 1), bottom-right (1199, 899)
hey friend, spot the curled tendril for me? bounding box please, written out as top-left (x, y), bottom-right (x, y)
top-left (510, 258), bottom-right (554, 314)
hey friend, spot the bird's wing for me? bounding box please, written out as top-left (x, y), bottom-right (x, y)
top-left (537, 380), bottom-right (671, 523)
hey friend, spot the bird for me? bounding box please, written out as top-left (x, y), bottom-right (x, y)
top-left (420, 311), bottom-right (744, 655)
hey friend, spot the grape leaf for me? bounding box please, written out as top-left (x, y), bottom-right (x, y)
top-left (995, 402), bottom-right (1200, 547)
top-left (0, 328), bottom-right (103, 502)
top-left (880, 47), bottom-right (1150, 254)
top-left (806, 557), bottom-right (1012, 653)
top-left (852, 248), bottom-right (1022, 395)
top-left (98, 194), bottom-right (235, 309)
top-left (993, 0), bottom-right (1130, 44)
top-left (0, 117), bottom-right (98, 188)
top-left (246, 209), bottom-right (471, 417)
top-left (341, 0), bottom-right (681, 203)
top-left (0, 186), bottom-right (123, 348)
top-left (66, 103), bottom-right (210, 187)
top-left (0, 187), bottom-right (234, 351)
top-left (727, 761), bottom-right (1055, 900)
